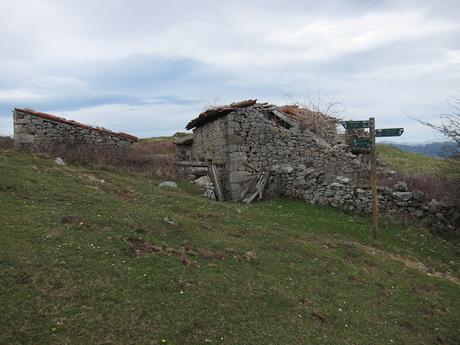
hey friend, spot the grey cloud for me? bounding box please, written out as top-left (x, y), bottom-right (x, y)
top-left (0, 0), bottom-right (459, 141)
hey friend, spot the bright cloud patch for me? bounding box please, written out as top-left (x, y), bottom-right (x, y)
top-left (0, 0), bottom-right (459, 141)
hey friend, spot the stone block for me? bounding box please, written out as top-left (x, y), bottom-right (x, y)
top-left (15, 133), bottom-right (35, 143)
top-left (228, 171), bottom-right (253, 184)
top-left (227, 135), bottom-right (244, 145)
top-left (14, 118), bottom-right (31, 124)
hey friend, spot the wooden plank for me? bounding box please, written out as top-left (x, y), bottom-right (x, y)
top-left (243, 161), bottom-right (259, 172)
top-left (209, 164), bottom-right (225, 202)
top-left (258, 174), bottom-right (270, 199)
top-left (243, 173), bottom-right (270, 204)
top-left (176, 161), bottom-right (225, 168)
top-left (239, 175), bottom-right (259, 202)
top-left (176, 161), bottom-right (209, 167)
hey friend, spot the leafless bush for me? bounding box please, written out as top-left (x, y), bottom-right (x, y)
top-left (0, 136), bottom-right (14, 149)
top-left (41, 142), bottom-right (180, 179)
top-left (284, 88), bottom-right (345, 119)
top-left (134, 140), bottom-right (175, 156)
top-left (406, 90), bottom-right (460, 157)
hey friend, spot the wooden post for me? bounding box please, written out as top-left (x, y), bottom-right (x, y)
top-left (209, 164), bottom-right (225, 202)
top-left (369, 117), bottom-right (379, 239)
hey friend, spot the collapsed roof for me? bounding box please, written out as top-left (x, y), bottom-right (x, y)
top-left (186, 100), bottom-right (258, 130)
top-left (185, 100), bottom-right (340, 139)
top-left (15, 108), bottom-right (138, 141)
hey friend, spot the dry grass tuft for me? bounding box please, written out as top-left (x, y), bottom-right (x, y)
top-left (0, 136), bottom-right (14, 149)
top-left (36, 142), bottom-right (179, 179)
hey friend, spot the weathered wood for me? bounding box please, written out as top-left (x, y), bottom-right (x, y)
top-left (176, 161), bottom-right (209, 167)
top-left (243, 173), bottom-right (270, 204)
top-left (257, 174), bottom-right (270, 199)
top-left (176, 161), bottom-right (224, 168)
top-left (243, 161), bottom-right (259, 172)
top-left (239, 175), bottom-right (258, 202)
top-left (369, 117), bottom-right (379, 239)
top-left (209, 164), bottom-right (225, 202)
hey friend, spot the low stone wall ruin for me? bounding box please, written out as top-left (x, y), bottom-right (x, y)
top-left (13, 108), bottom-right (137, 151)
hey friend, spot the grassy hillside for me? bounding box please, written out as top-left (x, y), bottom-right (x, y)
top-left (377, 144), bottom-right (460, 180)
top-left (1, 150), bottom-right (459, 345)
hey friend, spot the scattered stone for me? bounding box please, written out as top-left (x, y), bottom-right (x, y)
top-left (158, 181), bottom-right (178, 188)
top-left (193, 175), bottom-right (212, 187)
top-left (335, 176), bottom-right (351, 184)
top-left (393, 181), bottom-right (409, 192)
top-left (243, 251), bottom-right (257, 261)
top-left (164, 217), bottom-right (178, 226)
top-left (394, 191), bottom-right (413, 201)
top-left (54, 157), bottom-right (66, 166)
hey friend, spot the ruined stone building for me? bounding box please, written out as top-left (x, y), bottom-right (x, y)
top-left (177, 100), bottom-right (456, 231)
top-left (13, 108), bottom-right (137, 151)
top-left (177, 100), bottom-right (363, 201)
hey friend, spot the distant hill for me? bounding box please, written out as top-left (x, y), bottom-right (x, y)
top-left (386, 141), bottom-right (456, 158)
top-left (377, 144), bottom-right (460, 181)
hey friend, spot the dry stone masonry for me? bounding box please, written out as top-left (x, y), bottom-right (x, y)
top-left (179, 100), bottom-right (457, 232)
top-left (13, 108), bottom-right (137, 151)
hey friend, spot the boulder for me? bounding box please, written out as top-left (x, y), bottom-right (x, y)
top-left (159, 181), bottom-right (178, 189)
top-left (393, 181), bottom-right (409, 192)
top-left (193, 176), bottom-right (212, 187)
top-left (394, 191), bottom-right (412, 201)
top-left (54, 157), bottom-right (66, 166)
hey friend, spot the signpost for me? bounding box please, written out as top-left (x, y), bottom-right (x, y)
top-left (353, 138), bottom-right (371, 149)
top-left (376, 128), bottom-right (404, 137)
top-left (369, 118), bottom-right (378, 240)
top-left (342, 119), bottom-right (404, 240)
top-left (341, 120), bottom-right (370, 129)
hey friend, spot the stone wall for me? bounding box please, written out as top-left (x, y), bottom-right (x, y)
top-left (222, 107), bottom-right (364, 200)
top-left (184, 104), bottom-right (457, 231)
top-left (13, 109), bottom-right (137, 151)
top-left (189, 117), bottom-right (227, 164)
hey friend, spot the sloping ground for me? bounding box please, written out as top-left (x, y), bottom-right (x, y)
top-left (377, 144), bottom-right (460, 180)
top-left (1, 150), bottom-right (459, 345)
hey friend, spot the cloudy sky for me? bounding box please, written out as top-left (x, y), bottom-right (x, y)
top-left (0, 0), bottom-right (459, 142)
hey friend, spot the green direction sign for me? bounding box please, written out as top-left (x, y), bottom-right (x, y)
top-left (376, 128), bottom-right (404, 137)
top-left (342, 120), bottom-right (370, 129)
top-left (353, 138), bottom-right (371, 148)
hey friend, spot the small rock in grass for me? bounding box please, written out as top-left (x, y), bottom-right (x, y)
top-left (244, 251), bottom-right (257, 261)
top-left (193, 176), bottom-right (212, 187)
top-left (159, 181), bottom-right (177, 188)
top-left (54, 157), bottom-right (66, 166)
top-left (164, 217), bottom-right (178, 226)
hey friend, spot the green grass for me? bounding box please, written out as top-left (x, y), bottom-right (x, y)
top-left (1, 150), bottom-right (459, 345)
top-left (377, 144), bottom-right (460, 180)
top-left (140, 133), bottom-right (189, 142)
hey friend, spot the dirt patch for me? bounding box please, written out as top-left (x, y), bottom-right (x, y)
top-left (292, 236), bottom-right (460, 286)
top-left (60, 215), bottom-right (84, 225)
top-left (127, 238), bottom-right (163, 256)
top-left (351, 242), bottom-right (460, 287)
top-left (126, 238), bottom-right (256, 266)
top-left (111, 187), bottom-right (141, 203)
top-left (311, 311), bottom-right (328, 324)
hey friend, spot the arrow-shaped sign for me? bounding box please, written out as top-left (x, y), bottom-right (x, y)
top-left (376, 128), bottom-right (404, 137)
top-left (342, 120), bottom-right (370, 129)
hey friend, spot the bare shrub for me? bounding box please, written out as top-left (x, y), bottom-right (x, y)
top-left (406, 90), bottom-right (460, 157)
top-left (134, 140), bottom-right (175, 156)
top-left (40, 143), bottom-right (180, 179)
top-left (0, 136), bottom-right (14, 149)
